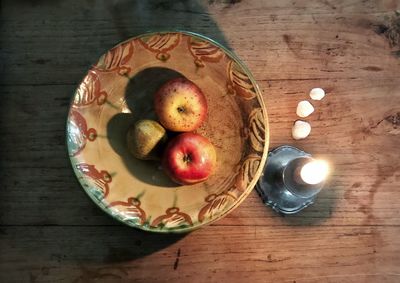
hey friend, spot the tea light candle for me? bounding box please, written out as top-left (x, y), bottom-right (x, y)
top-left (299, 160), bottom-right (329, 185)
top-left (256, 146), bottom-right (330, 214)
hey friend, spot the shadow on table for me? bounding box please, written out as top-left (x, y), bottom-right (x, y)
top-left (1, 0), bottom-right (230, 267)
top-left (104, 0), bottom-right (230, 49)
top-left (98, 224), bottom-right (188, 263)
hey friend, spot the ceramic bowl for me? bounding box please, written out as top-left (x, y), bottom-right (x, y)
top-left (66, 31), bottom-right (269, 233)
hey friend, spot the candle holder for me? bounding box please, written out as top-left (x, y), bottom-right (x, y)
top-left (256, 145), bottom-right (326, 214)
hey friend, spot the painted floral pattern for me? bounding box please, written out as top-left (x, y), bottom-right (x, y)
top-left (188, 37), bottom-right (224, 67)
top-left (227, 60), bottom-right (256, 100)
top-left (138, 33), bottom-right (180, 61)
top-left (93, 40), bottom-right (134, 75)
top-left (75, 163), bottom-right (112, 199)
top-left (73, 71), bottom-right (108, 107)
top-left (248, 108), bottom-right (265, 152)
top-left (151, 207), bottom-right (193, 228)
top-left (67, 110), bottom-right (97, 157)
top-left (235, 154), bottom-right (262, 193)
top-left (108, 197), bottom-right (146, 225)
top-left (198, 192), bottom-right (237, 223)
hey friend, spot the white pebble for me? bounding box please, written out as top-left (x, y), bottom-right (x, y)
top-left (296, 100), bottom-right (314, 118)
top-left (309, 88), bottom-right (325, 100)
top-left (292, 120), bottom-right (311, 140)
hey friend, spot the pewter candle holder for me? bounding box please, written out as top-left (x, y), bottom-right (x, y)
top-left (256, 145), bottom-right (327, 214)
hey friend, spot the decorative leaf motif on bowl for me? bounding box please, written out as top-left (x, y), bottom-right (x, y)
top-left (226, 60), bottom-right (256, 100)
top-left (93, 40), bottom-right (134, 75)
top-left (235, 154), bottom-right (262, 193)
top-left (76, 163), bottom-right (112, 199)
top-left (138, 33), bottom-right (180, 61)
top-left (67, 110), bottom-right (97, 157)
top-left (107, 197), bottom-right (146, 225)
top-left (73, 71), bottom-right (108, 107)
top-left (198, 192), bottom-right (237, 223)
top-left (187, 37), bottom-right (224, 67)
top-left (151, 207), bottom-right (193, 229)
top-left (248, 108), bottom-right (265, 152)
top-left (216, 171), bottom-right (239, 193)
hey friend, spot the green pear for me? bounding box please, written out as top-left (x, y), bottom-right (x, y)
top-left (127, 119), bottom-right (167, 160)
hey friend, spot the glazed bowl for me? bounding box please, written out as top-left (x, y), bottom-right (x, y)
top-left (66, 31), bottom-right (269, 233)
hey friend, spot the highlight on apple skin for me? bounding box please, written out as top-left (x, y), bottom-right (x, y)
top-left (162, 132), bottom-right (217, 185)
top-left (154, 77), bottom-right (208, 132)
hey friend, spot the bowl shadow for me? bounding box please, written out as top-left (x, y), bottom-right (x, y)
top-left (106, 67), bottom-right (188, 188)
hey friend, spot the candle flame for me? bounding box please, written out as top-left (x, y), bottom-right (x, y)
top-left (300, 160), bottom-right (329, 185)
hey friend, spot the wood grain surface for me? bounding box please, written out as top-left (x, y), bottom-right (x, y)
top-left (1, 0), bottom-right (400, 282)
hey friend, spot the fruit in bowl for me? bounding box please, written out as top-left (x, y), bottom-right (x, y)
top-left (126, 119), bottom-right (167, 160)
top-left (154, 77), bottom-right (208, 132)
top-left (127, 77), bottom-right (216, 186)
top-left (162, 133), bottom-right (217, 185)
top-left (125, 78), bottom-right (216, 185)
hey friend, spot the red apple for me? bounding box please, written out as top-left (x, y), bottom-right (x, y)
top-left (154, 77), bottom-right (207, 132)
top-left (162, 133), bottom-right (216, 185)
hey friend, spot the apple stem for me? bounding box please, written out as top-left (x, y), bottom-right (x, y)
top-left (177, 106), bottom-right (185, 113)
top-left (183, 154), bottom-right (192, 163)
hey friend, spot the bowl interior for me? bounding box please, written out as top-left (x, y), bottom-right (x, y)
top-left (67, 31), bottom-right (268, 232)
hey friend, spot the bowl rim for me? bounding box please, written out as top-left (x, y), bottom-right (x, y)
top-left (65, 30), bottom-right (270, 233)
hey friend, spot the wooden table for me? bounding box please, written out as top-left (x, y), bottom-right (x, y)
top-left (1, 0), bottom-right (400, 282)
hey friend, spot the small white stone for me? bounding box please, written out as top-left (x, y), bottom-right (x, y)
top-left (309, 88), bottom-right (325, 100)
top-left (292, 120), bottom-right (311, 140)
top-left (296, 100), bottom-right (314, 118)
